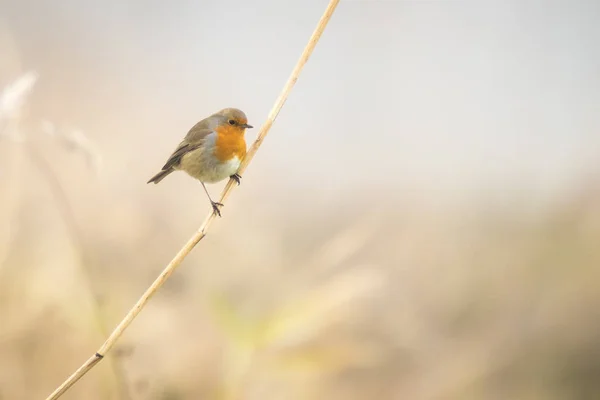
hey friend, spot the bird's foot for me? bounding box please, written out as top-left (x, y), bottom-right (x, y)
top-left (230, 173), bottom-right (242, 185)
top-left (211, 201), bottom-right (223, 217)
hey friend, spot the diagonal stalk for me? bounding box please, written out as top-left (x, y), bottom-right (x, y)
top-left (44, 0), bottom-right (340, 399)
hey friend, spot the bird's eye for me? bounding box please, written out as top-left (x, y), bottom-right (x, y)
top-left (228, 119), bottom-right (236, 125)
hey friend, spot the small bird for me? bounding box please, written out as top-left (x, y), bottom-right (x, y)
top-left (148, 108), bottom-right (253, 216)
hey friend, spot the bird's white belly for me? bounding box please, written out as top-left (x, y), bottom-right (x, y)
top-left (179, 147), bottom-right (241, 184)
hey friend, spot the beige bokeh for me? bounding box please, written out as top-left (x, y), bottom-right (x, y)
top-left (1, 1), bottom-right (599, 399)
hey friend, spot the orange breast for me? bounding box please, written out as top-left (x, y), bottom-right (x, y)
top-left (213, 126), bottom-right (247, 162)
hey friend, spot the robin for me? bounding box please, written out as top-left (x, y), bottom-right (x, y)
top-left (147, 108), bottom-right (253, 216)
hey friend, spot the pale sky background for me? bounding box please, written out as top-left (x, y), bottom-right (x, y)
top-left (1, 0), bottom-right (599, 207)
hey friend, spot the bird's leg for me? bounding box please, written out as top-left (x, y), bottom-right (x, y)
top-left (201, 182), bottom-right (223, 217)
top-left (230, 173), bottom-right (242, 185)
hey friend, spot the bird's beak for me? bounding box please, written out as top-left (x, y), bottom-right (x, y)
top-left (241, 123), bottom-right (253, 129)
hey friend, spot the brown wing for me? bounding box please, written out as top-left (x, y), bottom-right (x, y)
top-left (160, 126), bottom-right (214, 170)
top-left (183, 116), bottom-right (220, 142)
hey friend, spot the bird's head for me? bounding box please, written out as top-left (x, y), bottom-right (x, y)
top-left (213, 108), bottom-right (253, 132)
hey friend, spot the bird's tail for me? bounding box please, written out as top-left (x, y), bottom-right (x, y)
top-left (147, 168), bottom-right (173, 184)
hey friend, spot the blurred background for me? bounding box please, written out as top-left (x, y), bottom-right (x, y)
top-left (1, 1), bottom-right (600, 399)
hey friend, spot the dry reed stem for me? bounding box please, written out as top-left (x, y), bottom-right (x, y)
top-left (26, 145), bottom-right (133, 400)
top-left (44, 1), bottom-right (340, 398)
top-left (0, 139), bottom-right (24, 278)
top-left (0, 72), bottom-right (37, 276)
top-left (0, 71), bottom-right (129, 398)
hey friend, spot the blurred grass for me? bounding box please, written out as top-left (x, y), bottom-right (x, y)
top-left (1, 167), bottom-right (599, 399)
